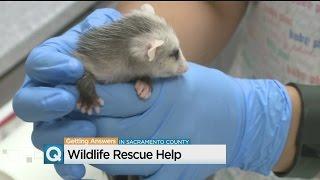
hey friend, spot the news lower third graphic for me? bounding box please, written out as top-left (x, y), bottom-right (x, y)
top-left (43, 137), bottom-right (226, 164)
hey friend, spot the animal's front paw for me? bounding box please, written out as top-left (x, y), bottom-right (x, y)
top-left (77, 96), bottom-right (104, 115)
top-left (135, 80), bottom-right (152, 100)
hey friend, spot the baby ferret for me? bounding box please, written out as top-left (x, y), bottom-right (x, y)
top-left (74, 4), bottom-right (188, 115)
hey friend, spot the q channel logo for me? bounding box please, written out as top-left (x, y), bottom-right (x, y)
top-left (44, 144), bottom-right (64, 164)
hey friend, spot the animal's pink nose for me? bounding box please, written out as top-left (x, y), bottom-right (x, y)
top-left (177, 64), bottom-right (188, 74)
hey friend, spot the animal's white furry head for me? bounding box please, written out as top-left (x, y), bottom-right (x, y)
top-left (129, 4), bottom-right (188, 77)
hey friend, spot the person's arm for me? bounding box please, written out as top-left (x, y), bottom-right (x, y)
top-left (273, 86), bottom-right (301, 172)
top-left (117, 1), bottom-right (248, 66)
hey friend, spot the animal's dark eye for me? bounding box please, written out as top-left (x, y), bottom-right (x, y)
top-left (169, 49), bottom-right (179, 60)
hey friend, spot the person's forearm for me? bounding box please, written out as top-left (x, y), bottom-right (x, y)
top-left (273, 86), bottom-right (302, 172)
top-left (116, 1), bottom-right (248, 66)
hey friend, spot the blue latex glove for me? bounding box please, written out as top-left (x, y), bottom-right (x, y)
top-left (13, 8), bottom-right (293, 180)
top-left (12, 8), bottom-right (122, 179)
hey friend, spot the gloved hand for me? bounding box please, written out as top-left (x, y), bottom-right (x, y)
top-left (13, 8), bottom-right (293, 180)
top-left (12, 8), bottom-right (122, 179)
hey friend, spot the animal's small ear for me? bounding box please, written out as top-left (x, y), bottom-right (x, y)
top-left (147, 39), bottom-right (164, 61)
top-left (140, 4), bottom-right (155, 14)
